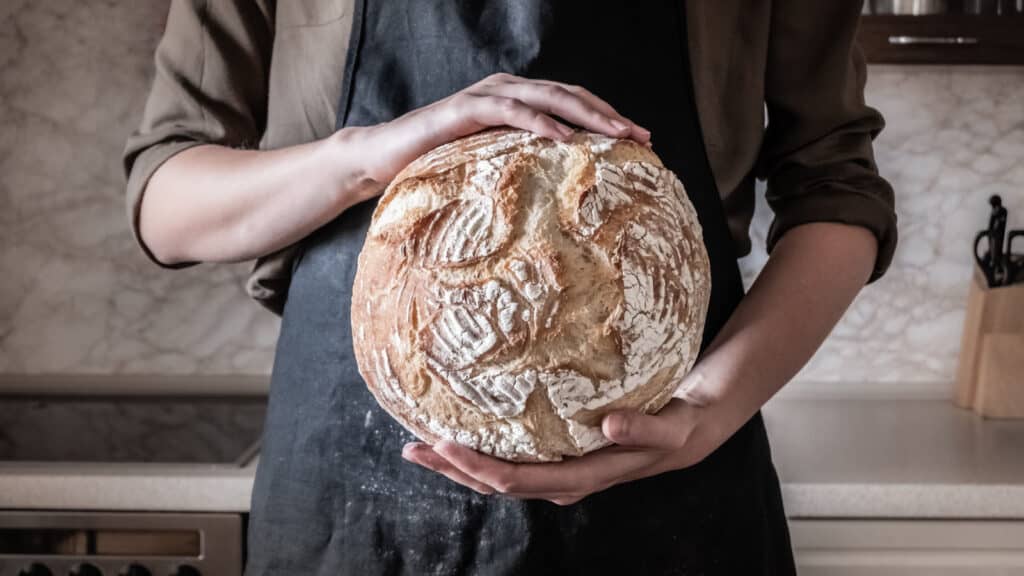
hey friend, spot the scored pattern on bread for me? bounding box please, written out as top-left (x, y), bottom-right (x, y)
top-left (352, 129), bottom-right (710, 461)
top-left (575, 161), bottom-right (633, 237)
top-left (415, 196), bottom-right (504, 267)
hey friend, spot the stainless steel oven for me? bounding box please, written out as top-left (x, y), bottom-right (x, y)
top-left (0, 511), bottom-right (242, 576)
top-left (0, 375), bottom-right (268, 576)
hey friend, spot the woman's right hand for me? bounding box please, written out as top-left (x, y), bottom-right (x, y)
top-left (344, 73), bottom-right (651, 197)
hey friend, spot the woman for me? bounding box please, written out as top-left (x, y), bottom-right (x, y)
top-left (125, 1), bottom-right (896, 574)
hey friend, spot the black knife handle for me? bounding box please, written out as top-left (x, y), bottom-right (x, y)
top-left (988, 195), bottom-right (1008, 266)
top-left (975, 229), bottom-right (998, 287)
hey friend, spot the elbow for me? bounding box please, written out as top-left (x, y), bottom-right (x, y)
top-left (137, 193), bottom-right (194, 267)
top-left (131, 147), bottom-right (204, 267)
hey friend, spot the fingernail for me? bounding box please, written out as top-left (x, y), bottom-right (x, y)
top-left (557, 124), bottom-right (574, 139)
top-left (610, 118), bottom-right (630, 132)
top-left (604, 413), bottom-right (628, 440)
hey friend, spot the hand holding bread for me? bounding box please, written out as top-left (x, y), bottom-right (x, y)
top-left (347, 73), bottom-right (651, 203)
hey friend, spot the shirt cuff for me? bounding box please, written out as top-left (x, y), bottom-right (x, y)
top-left (766, 184), bottom-right (898, 283)
top-left (124, 140), bottom-right (207, 269)
top-left (246, 244), bottom-right (303, 317)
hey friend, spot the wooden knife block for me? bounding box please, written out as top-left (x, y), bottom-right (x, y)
top-left (954, 267), bottom-right (1024, 418)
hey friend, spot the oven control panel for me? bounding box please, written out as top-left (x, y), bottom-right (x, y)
top-left (0, 512), bottom-right (242, 576)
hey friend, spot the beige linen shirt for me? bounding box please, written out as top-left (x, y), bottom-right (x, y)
top-left (125, 0), bottom-right (897, 315)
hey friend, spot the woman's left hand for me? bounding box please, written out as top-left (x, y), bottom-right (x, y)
top-left (401, 398), bottom-right (729, 505)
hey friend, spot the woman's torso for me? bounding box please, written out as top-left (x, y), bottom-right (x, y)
top-left (246, 2), bottom-right (793, 574)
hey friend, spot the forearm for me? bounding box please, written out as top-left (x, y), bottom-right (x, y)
top-left (140, 128), bottom-right (378, 265)
top-left (138, 74), bottom-right (650, 267)
top-left (681, 222), bottom-right (877, 438)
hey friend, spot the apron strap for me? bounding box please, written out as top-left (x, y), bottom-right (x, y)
top-left (336, 0), bottom-right (367, 131)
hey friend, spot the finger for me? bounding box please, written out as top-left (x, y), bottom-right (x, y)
top-left (409, 440), bottom-right (585, 500)
top-left (529, 80), bottom-right (651, 143)
top-left (483, 82), bottom-right (632, 140)
top-left (601, 404), bottom-right (695, 451)
top-left (429, 440), bottom-right (523, 494)
top-left (496, 490), bottom-right (584, 504)
top-left (402, 443), bottom-right (496, 495)
top-left (547, 495), bottom-right (586, 507)
top-left (420, 445), bottom-right (586, 502)
top-left (462, 94), bottom-right (574, 142)
top-left (434, 440), bottom-right (655, 496)
top-left (507, 79), bottom-right (651, 143)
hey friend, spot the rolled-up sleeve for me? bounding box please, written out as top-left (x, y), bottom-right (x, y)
top-left (757, 0), bottom-right (897, 282)
top-left (122, 0), bottom-right (274, 267)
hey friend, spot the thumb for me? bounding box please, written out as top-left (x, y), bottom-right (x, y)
top-left (601, 409), bottom-right (687, 450)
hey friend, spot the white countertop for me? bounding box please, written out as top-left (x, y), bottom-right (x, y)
top-left (0, 459), bottom-right (258, 512)
top-left (764, 397), bottom-right (1024, 519)
top-left (2, 397), bottom-right (1023, 518)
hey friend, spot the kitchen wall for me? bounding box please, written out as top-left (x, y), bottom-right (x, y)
top-left (0, 0), bottom-right (278, 374)
top-left (1, 1), bottom-right (1022, 388)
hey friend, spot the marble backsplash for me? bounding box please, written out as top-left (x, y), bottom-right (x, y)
top-left (0, 1), bottom-right (279, 374)
top-left (1, 1), bottom-right (1022, 388)
top-left (741, 65), bottom-right (1024, 386)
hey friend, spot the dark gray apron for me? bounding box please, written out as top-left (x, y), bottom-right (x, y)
top-left (247, 2), bottom-right (795, 574)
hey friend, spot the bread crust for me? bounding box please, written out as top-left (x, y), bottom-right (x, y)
top-left (352, 129), bottom-right (710, 461)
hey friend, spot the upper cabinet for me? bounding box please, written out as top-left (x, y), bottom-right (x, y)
top-left (859, 0), bottom-right (1024, 64)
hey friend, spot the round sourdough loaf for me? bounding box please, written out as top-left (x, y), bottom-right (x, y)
top-left (351, 128), bottom-right (710, 462)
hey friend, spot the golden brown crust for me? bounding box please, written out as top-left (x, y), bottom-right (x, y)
top-left (352, 129), bottom-right (710, 461)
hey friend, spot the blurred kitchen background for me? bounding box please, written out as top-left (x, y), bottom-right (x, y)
top-left (1, 1), bottom-right (1023, 575)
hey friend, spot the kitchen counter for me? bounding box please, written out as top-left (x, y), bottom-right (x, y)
top-left (2, 396), bottom-right (1023, 518)
top-left (765, 396), bottom-right (1024, 519)
top-left (0, 459), bottom-right (258, 512)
